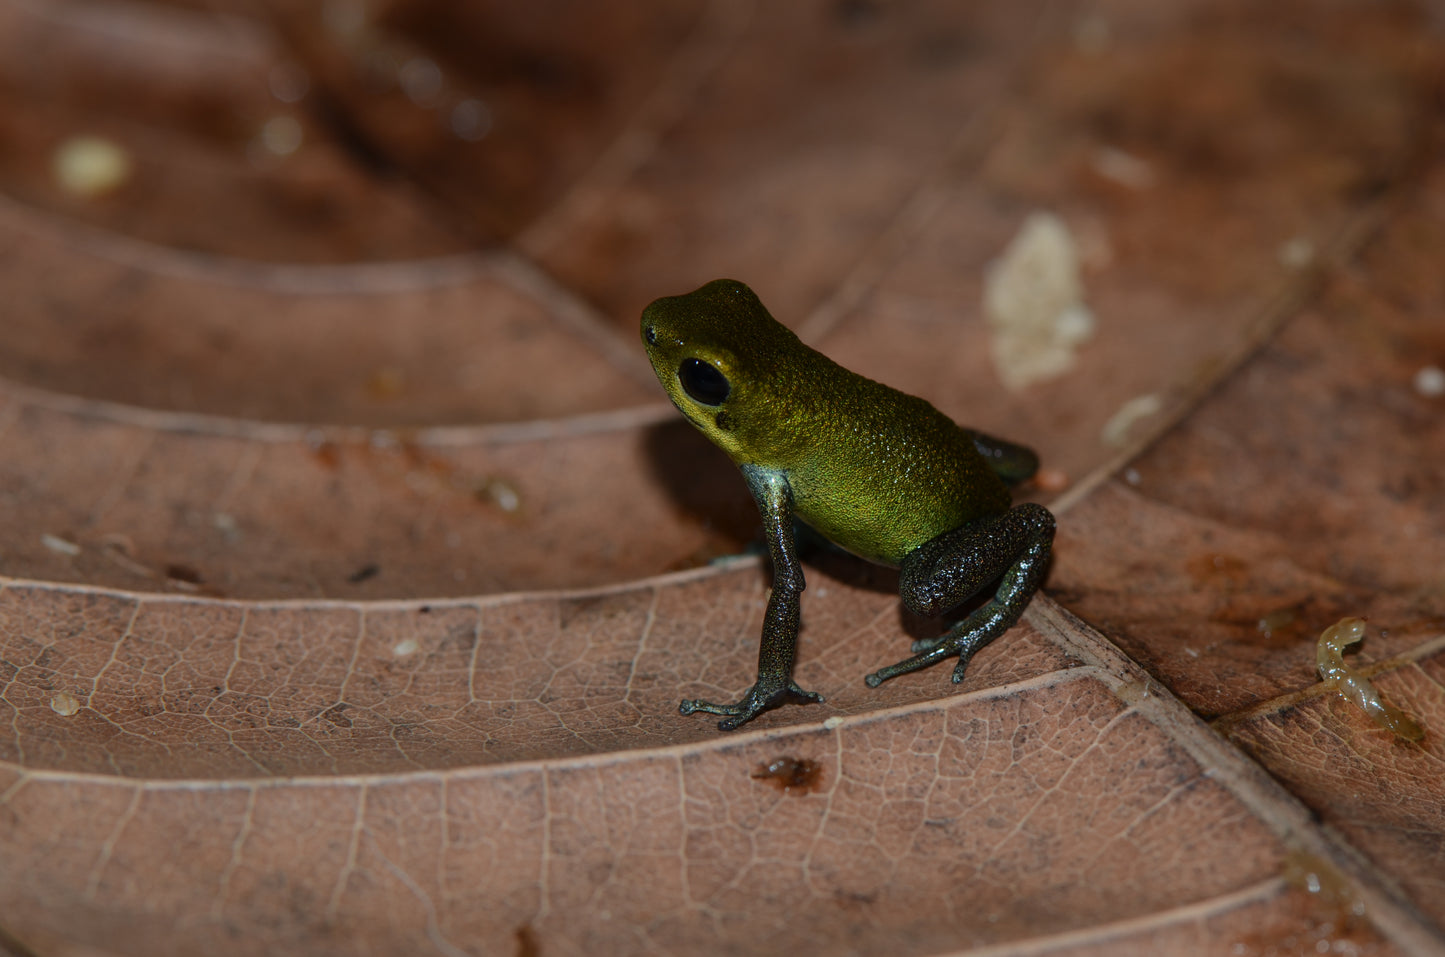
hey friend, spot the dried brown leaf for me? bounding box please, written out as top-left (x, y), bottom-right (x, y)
top-left (1, 1), bottom-right (1443, 955)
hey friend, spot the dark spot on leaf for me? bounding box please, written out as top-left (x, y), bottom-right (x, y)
top-left (309, 439), bottom-right (341, 470)
top-left (1185, 552), bottom-right (1249, 588)
top-left (348, 564), bottom-right (380, 584)
top-left (752, 756), bottom-right (823, 793)
top-left (165, 563), bottom-right (203, 584)
top-left (514, 925), bottom-right (539, 957)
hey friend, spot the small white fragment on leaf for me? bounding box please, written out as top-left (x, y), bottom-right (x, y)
top-left (392, 638), bottom-right (419, 657)
top-left (451, 98), bottom-right (493, 141)
top-left (324, 0), bottom-right (367, 39)
top-left (400, 56), bottom-right (444, 107)
top-left (1414, 365), bottom-right (1445, 397)
top-left (213, 512), bottom-right (242, 544)
top-left (42, 533), bottom-right (81, 556)
top-left (984, 212), bottom-right (1096, 390)
top-left (1278, 237), bottom-right (1315, 269)
top-left (260, 115), bottom-right (303, 157)
top-left (1091, 147), bottom-right (1154, 190)
top-left (823, 716), bottom-right (846, 730)
top-left (53, 136), bottom-right (133, 198)
top-left (477, 478), bottom-right (521, 513)
top-left (1123, 467), bottom-right (1142, 486)
top-left (50, 692), bottom-right (81, 716)
top-left (1101, 393), bottom-right (1163, 447)
top-left (1073, 14), bottom-right (1111, 53)
top-left (1282, 849), bottom-right (1367, 919)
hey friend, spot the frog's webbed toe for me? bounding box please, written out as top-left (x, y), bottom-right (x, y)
top-left (866, 643), bottom-right (950, 687)
top-left (868, 598), bottom-right (1016, 687)
top-left (679, 680), bottom-right (824, 731)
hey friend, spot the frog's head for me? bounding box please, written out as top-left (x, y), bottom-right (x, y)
top-left (641, 279), bottom-right (802, 462)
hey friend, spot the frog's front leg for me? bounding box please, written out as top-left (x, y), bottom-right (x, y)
top-left (865, 503), bottom-right (1054, 688)
top-left (680, 465), bottom-right (825, 731)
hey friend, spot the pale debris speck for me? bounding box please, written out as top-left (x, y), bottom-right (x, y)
top-left (1101, 393), bottom-right (1163, 447)
top-left (213, 512), bottom-right (242, 543)
top-left (478, 478), bottom-right (521, 513)
top-left (451, 99), bottom-right (493, 141)
top-left (323, 0), bottom-right (367, 39)
top-left (53, 136), bottom-right (132, 198)
top-left (984, 212), bottom-right (1096, 391)
top-left (1413, 365), bottom-right (1445, 397)
top-left (1278, 237), bottom-right (1315, 269)
top-left (50, 692), bottom-right (82, 716)
top-left (42, 533), bottom-right (81, 556)
top-left (261, 115), bottom-right (303, 157)
top-left (1123, 467), bottom-right (1142, 486)
top-left (392, 638), bottom-right (419, 657)
top-left (823, 716), bottom-right (845, 730)
top-left (400, 56), bottom-right (444, 106)
top-left (269, 62), bottom-right (310, 103)
top-left (1091, 147), bottom-right (1154, 190)
top-left (1073, 13), bottom-right (1111, 53)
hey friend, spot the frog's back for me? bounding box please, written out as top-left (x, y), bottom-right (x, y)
top-left (772, 367), bottom-right (1013, 567)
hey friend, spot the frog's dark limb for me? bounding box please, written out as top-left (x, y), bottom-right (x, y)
top-left (679, 465), bottom-right (825, 731)
top-left (964, 429), bottom-right (1041, 487)
top-left (865, 503), bottom-right (1055, 688)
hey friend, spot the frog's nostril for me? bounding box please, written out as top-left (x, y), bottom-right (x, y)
top-left (643, 326), bottom-right (658, 345)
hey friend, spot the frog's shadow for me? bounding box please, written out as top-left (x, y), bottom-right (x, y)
top-left (642, 422), bottom-right (958, 647)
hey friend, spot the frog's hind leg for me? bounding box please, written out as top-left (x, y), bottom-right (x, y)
top-left (865, 503), bottom-right (1054, 688)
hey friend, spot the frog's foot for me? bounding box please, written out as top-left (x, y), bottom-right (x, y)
top-left (865, 605), bottom-right (1010, 688)
top-left (680, 680), bottom-right (824, 732)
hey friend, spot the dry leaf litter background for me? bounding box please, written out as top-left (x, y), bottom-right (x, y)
top-left (0, 1), bottom-right (1443, 955)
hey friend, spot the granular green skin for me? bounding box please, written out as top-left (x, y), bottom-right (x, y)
top-left (643, 279), bottom-right (1054, 731)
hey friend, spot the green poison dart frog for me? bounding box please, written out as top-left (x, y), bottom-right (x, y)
top-left (642, 279), bottom-right (1056, 731)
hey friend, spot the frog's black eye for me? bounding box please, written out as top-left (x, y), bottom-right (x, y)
top-left (643, 325), bottom-right (657, 345)
top-left (678, 358), bottom-right (730, 406)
